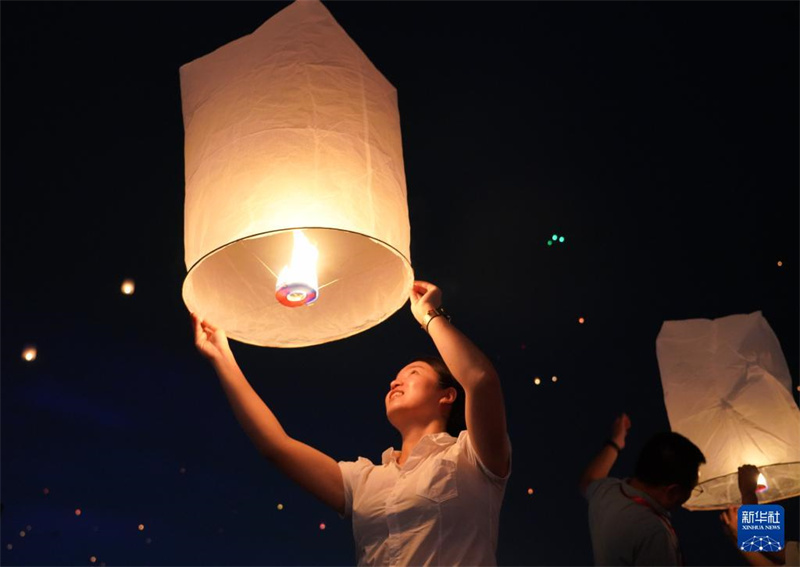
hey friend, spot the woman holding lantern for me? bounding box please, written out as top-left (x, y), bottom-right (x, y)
top-left (192, 279), bottom-right (511, 566)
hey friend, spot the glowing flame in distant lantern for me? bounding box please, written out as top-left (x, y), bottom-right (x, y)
top-left (276, 230), bottom-right (319, 307)
top-left (121, 279), bottom-right (135, 295)
top-left (22, 346), bottom-right (37, 362)
top-left (756, 472), bottom-right (768, 493)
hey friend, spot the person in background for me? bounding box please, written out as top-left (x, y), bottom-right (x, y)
top-left (579, 413), bottom-right (706, 566)
top-left (719, 465), bottom-right (798, 566)
top-left (192, 280), bottom-right (511, 566)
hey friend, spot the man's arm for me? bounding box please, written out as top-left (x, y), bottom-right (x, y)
top-left (579, 413), bottom-right (631, 496)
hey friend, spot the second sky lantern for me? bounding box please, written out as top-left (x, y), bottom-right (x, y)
top-left (180, 0), bottom-right (413, 348)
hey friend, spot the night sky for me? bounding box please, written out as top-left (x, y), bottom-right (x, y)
top-left (2, 2), bottom-right (798, 566)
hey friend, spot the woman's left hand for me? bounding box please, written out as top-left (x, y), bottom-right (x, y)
top-left (410, 280), bottom-right (443, 327)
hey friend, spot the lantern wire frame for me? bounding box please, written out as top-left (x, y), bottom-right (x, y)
top-left (182, 226), bottom-right (413, 348)
top-left (683, 461), bottom-right (800, 511)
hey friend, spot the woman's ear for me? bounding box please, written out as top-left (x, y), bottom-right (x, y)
top-left (439, 386), bottom-right (457, 406)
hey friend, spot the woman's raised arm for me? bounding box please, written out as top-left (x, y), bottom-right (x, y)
top-left (409, 281), bottom-right (510, 478)
top-left (192, 313), bottom-right (345, 515)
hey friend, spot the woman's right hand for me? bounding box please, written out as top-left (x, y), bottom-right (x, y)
top-left (192, 312), bottom-right (234, 366)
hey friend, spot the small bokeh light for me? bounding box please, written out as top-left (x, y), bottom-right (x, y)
top-left (527, 488), bottom-right (534, 495)
top-left (22, 346), bottom-right (37, 362)
top-left (277, 503), bottom-right (284, 510)
top-left (90, 556), bottom-right (97, 563)
top-left (552, 376), bottom-right (558, 383)
top-left (75, 509), bottom-right (82, 516)
top-left (534, 377), bottom-right (541, 386)
top-left (121, 279), bottom-right (136, 295)
top-left (319, 523), bottom-right (326, 530)
top-left (578, 317), bottom-right (585, 324)
top-left (43, 488), bottom-right (50, 495)
top-left (138, 524), bottom-right (145, 531)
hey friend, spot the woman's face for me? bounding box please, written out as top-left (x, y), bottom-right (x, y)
top-left (385, 361), bottom-right (445, 424)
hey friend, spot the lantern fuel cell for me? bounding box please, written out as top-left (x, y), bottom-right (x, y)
top-left (275, 230), bottom-right (319, 307)
top-left (179, 0), bottom-right (413, 347)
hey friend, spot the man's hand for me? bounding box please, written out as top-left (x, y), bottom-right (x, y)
top-left (409, 280), bottom-right (443, 328)
top-left (611, 413), bottom-right (631, 450)
top-left (720, 506), bottom-right (739, 543)
top-left (738, 464), bottom-right (760, 505)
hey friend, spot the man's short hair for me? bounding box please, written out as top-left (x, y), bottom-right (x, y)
top-left (634, 431), bottom-right (706, 489)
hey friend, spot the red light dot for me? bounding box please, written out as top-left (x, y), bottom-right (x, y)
top-left (319, 523), bottom-right (326, 530)
top-left (578, 317), bottom-right (585, 324)
top-left (527, 488), bottom-right (534, 495)
top-left (75, 509), bottom-right (82, 516)
top-left (777, 261), bottom-right (783, 267)
top-left (138, 524), bottom-right (145, 531)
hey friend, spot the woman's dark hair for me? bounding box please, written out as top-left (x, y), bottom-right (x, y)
top-left (634, 431), bottom-right (706, 490)
top-left (412, 355), bottom-right (466, 437)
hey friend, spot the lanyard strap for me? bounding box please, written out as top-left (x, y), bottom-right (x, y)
top-left (620, 485), bottom-right (684, 566)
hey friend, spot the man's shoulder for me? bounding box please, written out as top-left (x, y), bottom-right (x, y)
top-left (586, 476), bottom-right (624, 500)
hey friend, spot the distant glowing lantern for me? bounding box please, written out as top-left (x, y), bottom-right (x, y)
top-left (578, 317), bottom-right (585, 324)
top-left (534, 377), bottom-right (541, 386)
top-left (277, 503), bottom-right (284, 510)
top-left (777, 260), bottom-right (783, 267)
top-left (656, 311), bottom-right (800, 510)
top-left (138, 524), bottom-right (145, 531)
top-left (22, 346), bottom-right (36, 362)
top-left (90, 556), bottom-right (97, 564)
top-left (75, 508), bottom-right (82, 516)
top-left (121, 279), bottom-right (135, 295)
top-left (551, 376), bottom-right (558, 383)
top-left (527, 488), bottom-right (534, 495)
top-left (319, 523), bottom-right (326, 530)
top-left (180, 0), bottom-right (413, 347)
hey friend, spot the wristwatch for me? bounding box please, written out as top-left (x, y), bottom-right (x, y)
top-left (422, 307), bottom-right (451, 332)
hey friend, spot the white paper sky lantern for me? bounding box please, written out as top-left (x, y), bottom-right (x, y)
top-left (656, 311), bottom-right (800, 510)
top-left (179, 0), bottom-right (413, 347)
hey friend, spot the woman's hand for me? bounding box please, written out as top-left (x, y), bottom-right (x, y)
top-left (192, 312), bottom-right (234, 367)
top-left (409, 280), bottom-right (443, 327)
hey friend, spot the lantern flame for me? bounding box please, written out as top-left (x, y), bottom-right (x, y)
top-left (756, 472), bottom-right (768, 493)
top-left (276, 230), bottom-right (319, 307)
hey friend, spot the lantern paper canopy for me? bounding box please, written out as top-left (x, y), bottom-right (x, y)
top-left (180, 0), bottom-right (413, 347)
top-left (656, 311), bottom-right (800, 510)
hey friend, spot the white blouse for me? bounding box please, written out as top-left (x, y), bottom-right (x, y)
top-left (339, 430), bottom-right (511, 566)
